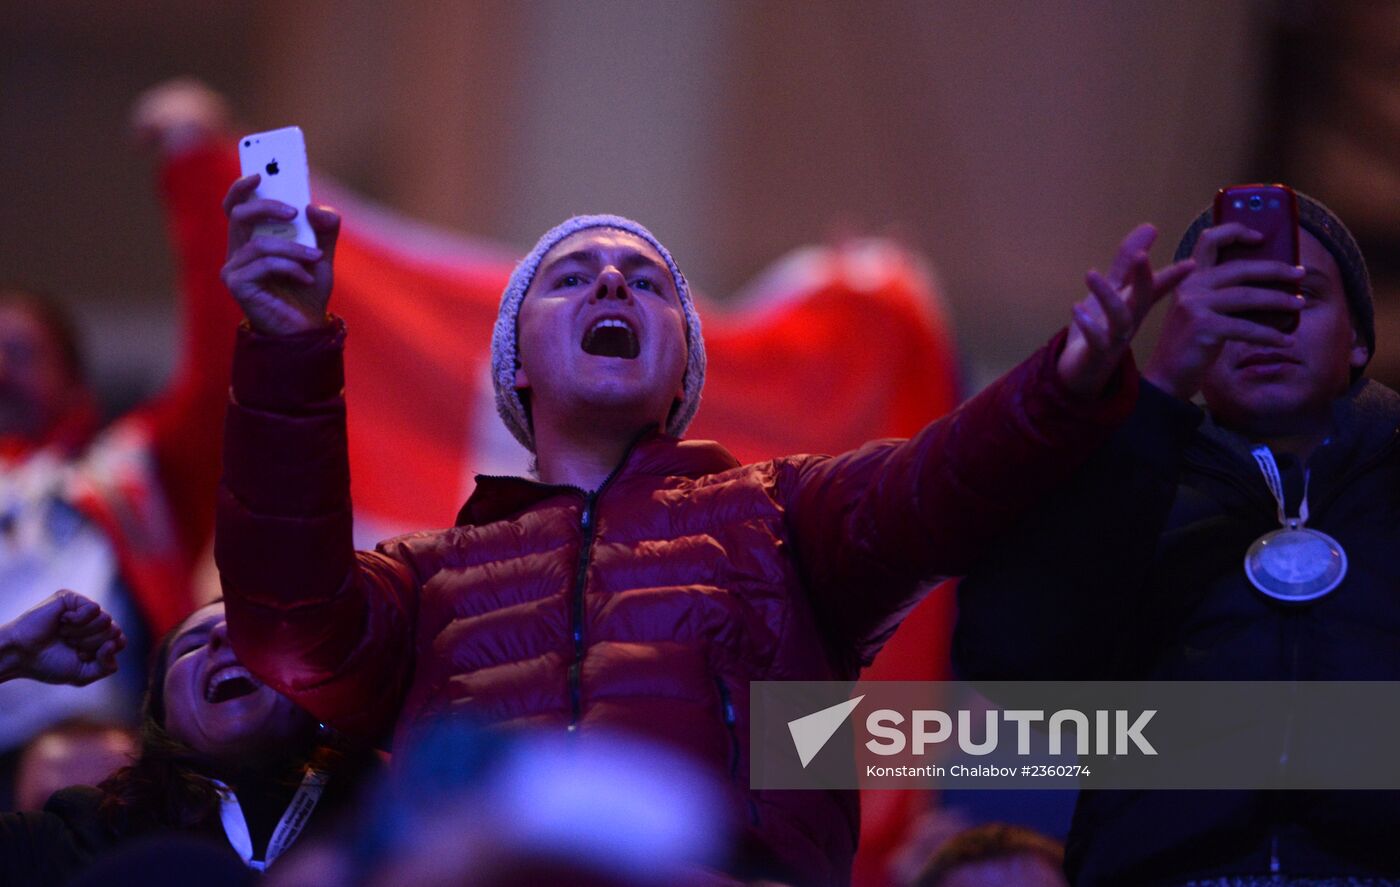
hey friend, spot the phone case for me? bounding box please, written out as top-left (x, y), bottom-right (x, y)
top-left (1212, 184), bottom-right (1299, 268)
top-left (237, 126), bottom-right (316, 248)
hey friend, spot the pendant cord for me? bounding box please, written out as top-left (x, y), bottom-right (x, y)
top-left (1251, 446), bottom-right (1310, 529)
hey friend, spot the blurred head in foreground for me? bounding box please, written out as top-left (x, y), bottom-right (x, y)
top-left (268, 720), bottom-right (730, 887)
top-left (913, 823), bottom-right (1068, 887)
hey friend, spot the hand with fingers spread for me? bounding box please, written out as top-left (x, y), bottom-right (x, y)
top-left (1144, 222), bottom-right (1306, 402)
top-left (1057, 224), bottom-right (1196, 400)
top-left (221, 174), bottom-right (340, 335)
top-left (0, 591), bottom-right (127, 686)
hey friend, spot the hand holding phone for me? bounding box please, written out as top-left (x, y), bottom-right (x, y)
top-left (1143, 183), bottom-right (1307, 401)
top-left (222, 126), bottom-right (339, 335)
top-left (238, 126), bottom-right (316, 248)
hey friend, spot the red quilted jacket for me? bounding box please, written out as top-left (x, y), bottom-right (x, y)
top-left (216, 320), bottom-right (1136, 886)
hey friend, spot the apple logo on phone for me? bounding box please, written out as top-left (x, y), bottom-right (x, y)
top-left (265, 159), bottom-right (280, 176)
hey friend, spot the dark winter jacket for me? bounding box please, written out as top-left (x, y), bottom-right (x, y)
top-left (216, 320), bottom-right (1135, 886)
top-left (0, 772), bottom-right (332, 886)
top-left (0, 787), bottom-right (114, 886)
top-left (955, 379), bottom-right (1400, 885)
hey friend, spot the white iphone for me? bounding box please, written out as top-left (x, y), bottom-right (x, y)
top-left (237, 125), bottom-right (316, 248)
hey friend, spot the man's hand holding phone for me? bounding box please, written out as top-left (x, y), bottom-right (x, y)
top-left (221, 174), bottom-right (339, 335)
top-left (1143, 221), bottom-right (1306, 402)
top-left (222, 127), bottom-right (339, 335)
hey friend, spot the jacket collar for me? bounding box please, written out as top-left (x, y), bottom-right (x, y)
top-left (1196, 378), bottom-right (1400, 474)
top-left (455, 427), bottom-right (741, 527)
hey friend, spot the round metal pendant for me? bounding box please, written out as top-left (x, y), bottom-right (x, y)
top-left (1244, 527), bottom-right (1347, 602)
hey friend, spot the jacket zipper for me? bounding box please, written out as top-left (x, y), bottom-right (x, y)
top-left (715, 677), bottom-right (760, 826)
top-left (563, 427), bottom-right (656, 733)
top-left (567, 493), bottom-right (598, 731)
top-left (715, 678), bottom-right (740, 781)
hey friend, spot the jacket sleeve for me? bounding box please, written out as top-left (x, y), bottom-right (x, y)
top-left (953, 380), bottom-right (1203, 680)
top-left (779, 329), bottom-right (1139, 669)
top-left (215, 319), bottom-right (418, 742)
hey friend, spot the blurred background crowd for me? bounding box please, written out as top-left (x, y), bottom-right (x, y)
top-left (2, 1), bottom-right (1397, 884)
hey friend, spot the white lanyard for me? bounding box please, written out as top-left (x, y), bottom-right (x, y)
top-left (1250, 445), bottom-right (1310, 529)
top-left (212, 768), bottom-right (328, 872)
top-left (1245, 445), bottom-right (1346, 602)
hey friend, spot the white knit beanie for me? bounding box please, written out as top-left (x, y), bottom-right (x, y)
top-left (490, 214), bottom-right (706, 452)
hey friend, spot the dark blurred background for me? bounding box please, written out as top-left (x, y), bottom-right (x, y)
top-left (4, 0), bottom-right (1399, 409)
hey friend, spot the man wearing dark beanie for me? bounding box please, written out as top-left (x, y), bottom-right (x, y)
top-left (956, 188), bottom-right (1400, 885)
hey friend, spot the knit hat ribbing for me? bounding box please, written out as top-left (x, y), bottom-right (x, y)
top-left (1173, 189), bottom-right (1374, 367)
top-left (490, 214), bottom-right (706, 452)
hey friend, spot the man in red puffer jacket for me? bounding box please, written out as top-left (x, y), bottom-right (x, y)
top-left (214, 176), bottom-right (1191, 885)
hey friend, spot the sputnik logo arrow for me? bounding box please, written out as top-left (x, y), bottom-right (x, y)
top-left (788, 695), bottom-right (865, 768)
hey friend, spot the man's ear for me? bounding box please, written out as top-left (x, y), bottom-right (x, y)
top-left (1350, 341), bottom-right (1370, 369)
top-left (1349, 328), bottom-right (1370, 370)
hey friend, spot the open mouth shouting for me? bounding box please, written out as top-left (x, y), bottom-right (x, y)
top-left (204, 664), bottom-right (263, 704)
top-left (581, 316), bottom-right (640, 359)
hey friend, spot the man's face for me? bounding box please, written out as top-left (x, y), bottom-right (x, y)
top-left (515, 228), bottom-right (688, 435)
top-left (162, 602), bottom-right (315, 762)
top-left (1200, 230), bottom-right (1368, 435)
top-left (0, 303), bottom-right (77, 440)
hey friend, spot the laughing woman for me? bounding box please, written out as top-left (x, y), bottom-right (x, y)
top-left (0, 593), bottom-right (373, 884)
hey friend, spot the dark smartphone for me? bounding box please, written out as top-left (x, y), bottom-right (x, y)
top-left (1213, 184), bottom-right (1298, 263)
top-left (1212, 183), bottom-right (1301, 327)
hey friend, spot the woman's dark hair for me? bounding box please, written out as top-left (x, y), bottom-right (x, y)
top-left (94, 601), bottom-right (356, 837)
top-left (96, 608), bottom-right (226, 834)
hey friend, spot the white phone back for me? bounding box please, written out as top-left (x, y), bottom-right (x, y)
top-left (237, 126), bottom-right (316, 248)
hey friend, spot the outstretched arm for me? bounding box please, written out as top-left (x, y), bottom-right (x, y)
top-left (215, 178), bottom-right (416, 741)
top-left (128, 83), bottom-right (250, 563)
top-left (0, 592), bottom-right (125, 686)
top-left (783, 226), bottom-right (1193, 667)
